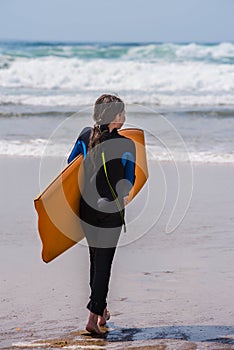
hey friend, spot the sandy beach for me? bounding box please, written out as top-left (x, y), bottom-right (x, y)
top-left (1, 156), bottom-right (234, 349)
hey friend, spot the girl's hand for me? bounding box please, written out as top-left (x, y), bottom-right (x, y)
top-left (124, 196), bottom-right (129, 207)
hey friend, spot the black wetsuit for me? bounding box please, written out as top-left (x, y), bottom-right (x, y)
top-left (68, 126), bottom-right (136, 315)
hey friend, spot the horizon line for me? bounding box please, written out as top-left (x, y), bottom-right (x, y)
top-left (0, 38), bottom-right (233, 45)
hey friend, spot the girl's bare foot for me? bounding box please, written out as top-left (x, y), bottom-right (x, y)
top-left (98, 308), bottom-right (110, 326)
top-left (86, 312), bottom-right (105, 335)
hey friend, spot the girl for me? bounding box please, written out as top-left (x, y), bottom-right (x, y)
top-left (68, 94), bottom-right (136, 334)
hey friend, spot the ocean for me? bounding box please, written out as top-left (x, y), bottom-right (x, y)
top-left (0, 41), bottom-right (234, 163)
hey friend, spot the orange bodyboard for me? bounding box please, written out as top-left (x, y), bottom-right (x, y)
top-left (34, 128), bottom-right (148, 263)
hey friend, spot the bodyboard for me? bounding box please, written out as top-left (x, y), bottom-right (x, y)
top-left (34, 128), bottom-right (148, 263)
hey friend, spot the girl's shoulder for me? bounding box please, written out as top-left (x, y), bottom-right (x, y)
top-left (78, 126), bottom-right (92, 139)
top-left (76, 126), bottom-right (93, 144)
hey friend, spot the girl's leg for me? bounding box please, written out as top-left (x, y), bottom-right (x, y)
top-left (86, 247), bottom-right (116, 334)
top-left (87, 246), bottom-right (116, 316)
top-left (85, 226), bottom-right (121, 334)
top-left (89, 246), bottom-right (95, 290)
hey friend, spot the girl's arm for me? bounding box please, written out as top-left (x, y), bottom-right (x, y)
top-left (67, 140), bottom-right (83, 164)
top-left (67, 127), bottom-right (91, 164)
top-left (122, 144), bottom-right (136, 197)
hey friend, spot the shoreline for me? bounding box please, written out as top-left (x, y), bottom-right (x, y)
top-left (1, 156), bottom-right (234, 349)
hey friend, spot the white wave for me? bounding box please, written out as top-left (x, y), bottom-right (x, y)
top-left (0, 93), bottom-right (95, 107)
top-left (0, 139), bottom-right (74, 159)
top-left (0, 56), bottom-right (234, 95)
top-left (1, 42), bottom-right (234, 107)
top-left (2, 42), bottom-right (234, 62)
top-left (147, 147), bottom-right (234, 164)
top-left (1, 92), bottom-right (234, 108)
top-left (121, 42), bottom-right (234, 62)
top-left (0, 56), bottom-right (234, 107)
top-left (1, 139), bottom-right (233, 164)
top-left (0, 139), bottom-right (49, 157)
top-left (175, 42), bottom-right (234, 61)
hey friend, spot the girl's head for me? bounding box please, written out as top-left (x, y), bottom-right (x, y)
top-left (93, 94), bottom-right (125, 130)
top-left (89, 94), bottom-right (125, 151)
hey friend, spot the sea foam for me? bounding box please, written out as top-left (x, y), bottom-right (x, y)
top-left (0, 42), bottom-right (234, 107)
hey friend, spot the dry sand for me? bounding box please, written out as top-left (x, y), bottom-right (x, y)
top-left (1, 156), bottom-right (234, 349)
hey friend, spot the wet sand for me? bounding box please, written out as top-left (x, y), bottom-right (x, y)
top-left (1, 156), bottom-right (234, 349)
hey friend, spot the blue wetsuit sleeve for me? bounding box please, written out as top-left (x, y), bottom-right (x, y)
top-left (122, 149), bottom-right (136, 196)
top-left (67, 127), bottom-right (91, 164)
top-left (67, 141), bottom-right (83, 164)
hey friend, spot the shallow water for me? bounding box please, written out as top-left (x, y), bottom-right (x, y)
top-left (8, 325), bottom-right (234, 349)
top-left (0, 105), bottom-right (234, 163)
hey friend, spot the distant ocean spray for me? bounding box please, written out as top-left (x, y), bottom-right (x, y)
top-left (0, 41), bottom-right (234, 107)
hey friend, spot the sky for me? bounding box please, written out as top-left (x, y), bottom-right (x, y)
top-left (0, 0), bottom-right (234, 43)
